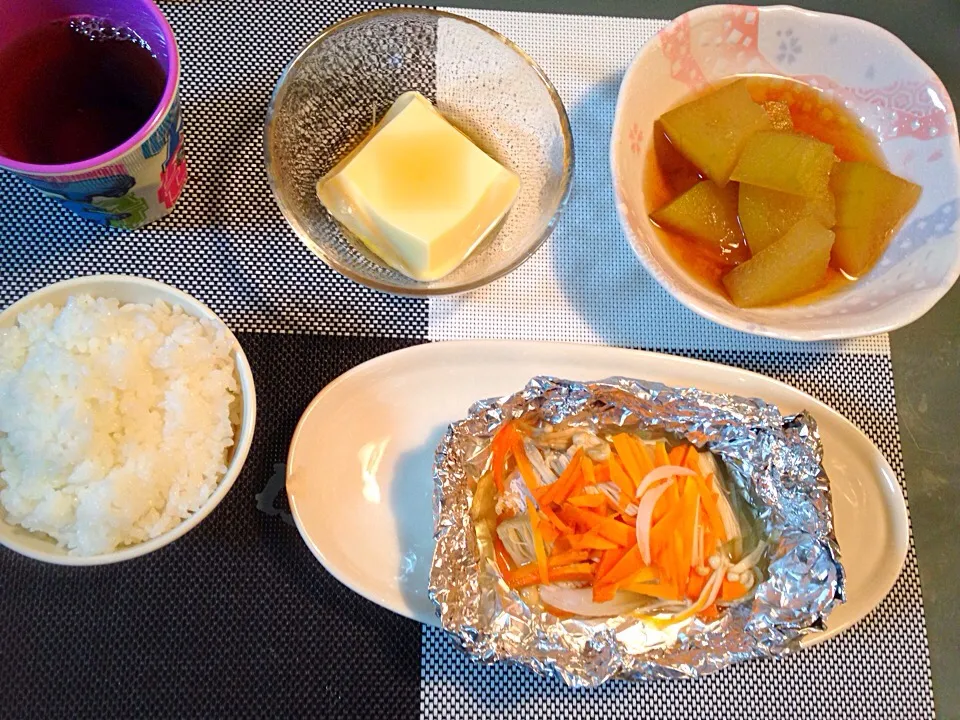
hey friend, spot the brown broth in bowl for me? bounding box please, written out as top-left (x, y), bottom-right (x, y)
top-left (644, 76), bottom-right (886, 304)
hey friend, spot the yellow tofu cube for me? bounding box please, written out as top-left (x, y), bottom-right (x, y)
top-left (316, 91), bottom-right (520, 282)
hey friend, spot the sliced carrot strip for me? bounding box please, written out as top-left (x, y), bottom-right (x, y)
top-left (681, 444), bottom-right (699, 471)
top-left (611, 434), bottom-right (644, 490)
top-left (566, 494), bottom-right (606, 509)
top-left (623, 566), bottom-right (659, 585)
top-left (668, 445), bottom-right (686, 466)
top-left (596, 517), bottom-right (636, 548)
top-left (566, 532), bottom-right (619, 551)
top-left (673, 529), bottom-right (688, 598)
top-left (506, 561), bottom-right (594, 589)
top-left (511, 435), bottom-right (540, 493)
top-left (557, 458), bottom-right (589, 504)
top-left (698, 604), bottom-right (720, 621)
top-left (542, 505), bottom-right (574, 534)
top-left (593, 463), bottom-right (611, 484)
top-left (608, 455), bottom-right (634, 499)
top-left (721, 578), bottom-right (748, 601)
top-left (597, 545), bottom-right (644, 586)
top-left (592, 583), bottom-right (618, 603)
top-left (680, 480), bottom-right (700, 558)
top-left (555, 506), bottom-right (581, 531)
top-left (567, 506), bottom-right (607, 532)
top-left (629, 436), bottom-right (656, 477)
top-left (595, 546), bottom-right (629, 583)
top-left (581, 455), bottom-right (596, 485)
top-left (539, 520), bottom-right (560, 546)
top-left (654, 441), bottom-right (671, 468)
top-left (624, 581), bottom-right (681, 600)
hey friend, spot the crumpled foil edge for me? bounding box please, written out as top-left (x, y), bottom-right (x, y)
top-left (429, 376), bottom-right (845, 687)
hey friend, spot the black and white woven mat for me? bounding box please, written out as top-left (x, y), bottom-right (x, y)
top-left (0, 2), bottom-right (934, 718)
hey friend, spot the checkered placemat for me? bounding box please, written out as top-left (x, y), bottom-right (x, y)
top-left (0, 2), bottom-right (934, 718)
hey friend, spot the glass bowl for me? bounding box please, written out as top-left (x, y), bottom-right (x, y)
top-left (264, 8), bottom-right (574, 296)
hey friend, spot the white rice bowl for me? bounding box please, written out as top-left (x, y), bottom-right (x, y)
top-left (0, 294), bottom-right (241, 556)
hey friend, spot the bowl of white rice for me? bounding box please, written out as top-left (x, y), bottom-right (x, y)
top-left (0, 275), bottom-right (256, 565)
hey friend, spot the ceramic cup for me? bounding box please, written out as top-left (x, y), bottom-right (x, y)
top-left (0, 0), bottom-right (186, 229)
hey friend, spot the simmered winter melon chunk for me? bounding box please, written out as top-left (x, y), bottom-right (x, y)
top-left (730, 131), bottom-right (836, 198)
top-left (829, 161), bottom-right (922, 276)
top-left (722, 216), bottom-right (835, 307)
top-left (739, 183), bottom-right (836, 254)
top-left (659, 80), bottom-right (772, 187)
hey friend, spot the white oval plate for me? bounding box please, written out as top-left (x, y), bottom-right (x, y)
top-left (287, 340), bottom-right (907, 645)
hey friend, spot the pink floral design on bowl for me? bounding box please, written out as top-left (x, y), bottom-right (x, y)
top-left (611, 4), bottom-right (960, 341)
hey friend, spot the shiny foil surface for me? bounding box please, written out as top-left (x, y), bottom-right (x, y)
top-left (428, 376), bottom-right (844, 686)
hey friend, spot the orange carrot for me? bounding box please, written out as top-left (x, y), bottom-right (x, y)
top-left (507, 562), bottom-right (594, 589)
top-left (490, 424), bottom-right (514, 492)
top-left (629, 435), bottom-right (656, 477)
top-left (593, 463), bottom-right (611, 484)
top-left (673, 529), bottom-right (688, 597)
top-left (555, 506), bottom-right (581, 532)
top-left (608, 455), bottom-right (634, 499)
top-left (611, 434), bottom-right (644, 489)
top-left (654, 441), bottom-right (671, 468)
top-left (625, 581), bottom-right (682, 600)
top-left (542, 505), bottom-right (574, 534)
top-left (596, 545), bottom-right (644, 586)
top-left (581, 455), bottom-right (596, 486)
top-left (681, 444), bottom-right (699, 471)
top-left (567, 494), bottom-right (606, 509)
top-left (595, 546), bottom-right (629, 583)
top-left (721, 578), bottom-right (748, 601)
top-left (698, 604), bottom-right (720, 621)
top-left (539, 520), bottom-right (560, 546)
top-left (568, 506), bottom-right (607, 532)
top-left (557, 457), bottom-right (589, 503)
top-left (592, 583), bottom-right (618, 603)
top-left (511, 435), bottom-right (540, 492)
top-left (596, 517), bottom-right (636, 548)
top-left (668, 445), bottom-right (686, 466)
top-left (680, 480), bottom-right (700, 557)
top-left (566, 532), bottom-right (620, 551)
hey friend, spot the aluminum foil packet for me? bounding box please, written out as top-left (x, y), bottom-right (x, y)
top-left (429, 376), bottom-right (845, 686)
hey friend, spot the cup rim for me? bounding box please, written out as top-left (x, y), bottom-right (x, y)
top-left (0, 1), bottom-right (180, 176)
top-left (263, 7), bottom-right (575, 297)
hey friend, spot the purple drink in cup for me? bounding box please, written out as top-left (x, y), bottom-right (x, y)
top-left (0, 0), bottom-right (184, 229)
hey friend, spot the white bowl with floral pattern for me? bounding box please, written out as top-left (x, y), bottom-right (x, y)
top-left (611, 4), bottom-right (960, 341)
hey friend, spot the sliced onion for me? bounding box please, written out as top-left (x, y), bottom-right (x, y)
top-left (539, 586), bottom-right (646, 617)
top-left (634, 465), bottom-right (695, 499)
top-left (634, 479), bottom-right (675, 565)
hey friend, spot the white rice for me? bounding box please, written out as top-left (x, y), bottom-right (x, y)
top-left (0, 295), bottom-right (240, 556)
